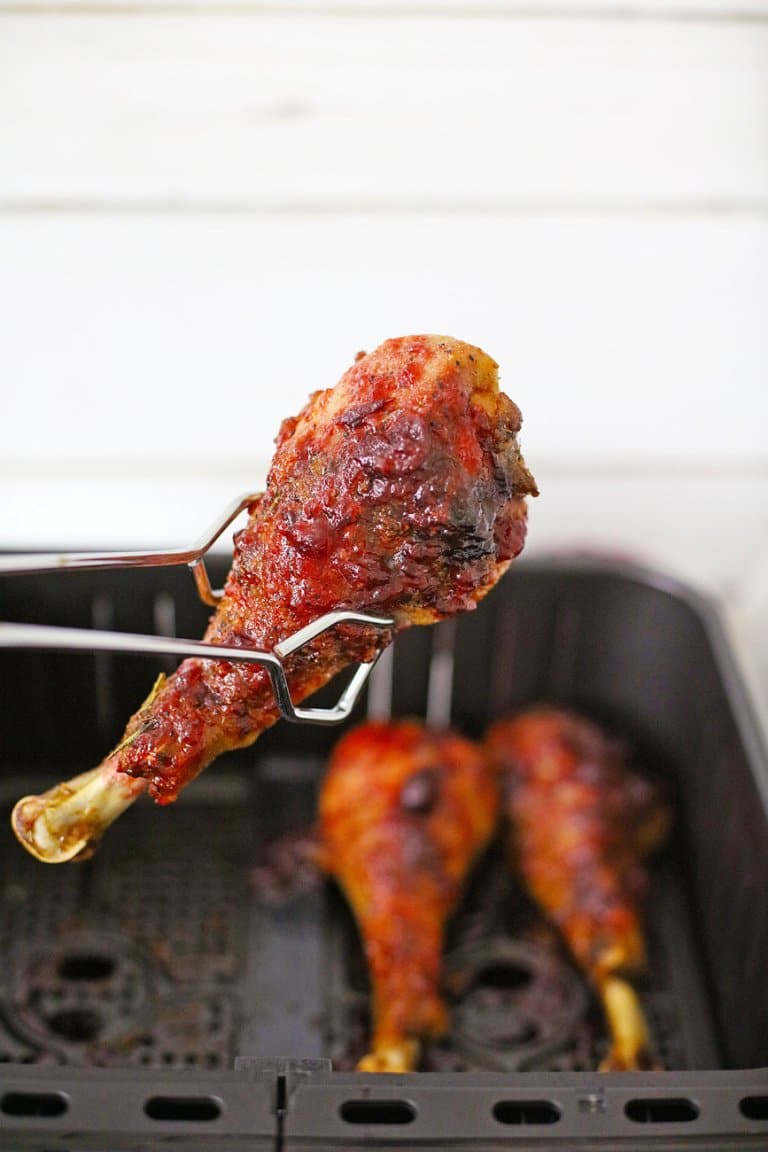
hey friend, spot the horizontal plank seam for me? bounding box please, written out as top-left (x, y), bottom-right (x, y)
top-left (1, 2), bottom-right (768, 22)
top-left (1, 199), bottom-right (768, 218)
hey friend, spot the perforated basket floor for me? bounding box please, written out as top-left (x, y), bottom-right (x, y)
top-left (1, 557), bottom-right (767, 1148)
top-left (0, 756), bottom-right (715, 1077)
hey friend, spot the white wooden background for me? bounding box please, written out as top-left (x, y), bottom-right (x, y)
top-left (1, 1), bottom-right (767, 716)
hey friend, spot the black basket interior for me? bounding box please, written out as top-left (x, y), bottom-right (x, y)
top-left (1, 557), bottom-right (767, 1148)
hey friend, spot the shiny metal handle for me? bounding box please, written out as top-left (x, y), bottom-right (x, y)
top-left (0, 492), bottom-right (261, 606)
top-left (0, 610), bottom-right (394, 726)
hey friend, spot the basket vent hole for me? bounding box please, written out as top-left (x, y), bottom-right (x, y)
top-left (625, 1098), bottom-right (699, 1124)
top-left (740, 1096), bottom-right (768, 1121)
top-left (47, 1008), bottom-right (103, 1042)
top-left (473, 962), bottom-right (532, 991)
top-left (144, 1096), bottom-right (221, 1122)
top-left (493, 1100), bottom-right (561, 1125)
top-left (58, 953), bottom-right (115, 981)
top-left (340, 1100), bottom-right (416, 1125)
top-left (1, 1092), bottom-right (68, 1118)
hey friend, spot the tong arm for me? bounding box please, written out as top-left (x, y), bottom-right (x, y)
top-left (0, 492), bottom-right (261, 606)
top-left (0, 494), bottom-right (395, 723)
top-left (0, 611), bottom-right (394, 726)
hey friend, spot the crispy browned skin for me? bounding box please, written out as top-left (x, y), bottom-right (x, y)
top-left (486, 707), bottom-right (670, 1071)
top-left (318, 720), bottom-right (500, 1072)
top-left (13, 335), bottom-right (536, 863)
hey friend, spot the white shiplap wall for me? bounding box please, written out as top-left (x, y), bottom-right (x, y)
top-left (2, 5), bottom-right (767, 473)
top-left (1, 2), bottom-right (767, 717)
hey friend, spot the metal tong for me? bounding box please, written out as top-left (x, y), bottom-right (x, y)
top-left (0, 493), bottom-right (393, 725)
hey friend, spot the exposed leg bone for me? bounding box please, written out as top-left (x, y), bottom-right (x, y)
top-left (358, 1038), bottom-right (421, 1074)
top-left (12, 760), bottom-right (146, 863)
top-left (597, 974), bottom-right (656, 1071)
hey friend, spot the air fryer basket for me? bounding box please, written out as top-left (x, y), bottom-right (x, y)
top-left (1, 556), bottom-right (767, 1149)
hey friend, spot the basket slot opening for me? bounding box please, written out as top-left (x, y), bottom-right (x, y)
top-left (339, 1099), bottom-right (416, 1125)
top-left (92, 593), bottom-right (116, 737)
top-left (47, 1008), bottom-right (103, 1042)
top-left (740, 1096), bottom-right (768, 1121)
top-left (275, 1073), bottom-right (288, 1114)
top-left (624, 1098), bottom-right (699, 1123)
top-left (493, 1100), bottom-right (561, 1125)
top-left (425, 620), bottom-right (456, 728)
top-left (144, 1095), bottom-right (221, 1122)
top-left (366, 642), bottom-right (394, 721)
top-left (153, 591), bottom-right (178, 674)
top-left (58, 952), bottom-right (115, 981)
top-left (1, 1092), bottom-right (69, 1118)
top-left (472, 961), bottom-right (532, 991)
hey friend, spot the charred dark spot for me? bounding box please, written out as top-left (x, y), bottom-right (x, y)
top-left (337, 398), bottom-right (389, 428)
top-left (444, 531), bottom-right (495, 564)
top-left (400, 768), bottom-right (440, 814)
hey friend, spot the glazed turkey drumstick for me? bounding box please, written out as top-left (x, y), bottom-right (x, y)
top-left (318, 720), bottom-right (500, 1073)
top-left (486, 707), bottom-right (671, 1071)
top-left (13, 335), bottom-right (536, 863)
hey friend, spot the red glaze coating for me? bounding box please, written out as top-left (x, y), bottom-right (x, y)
top-left (486, 707), bottom-right (670, 981)
top-left (114, 335), bottom-right (537, 803)
top-left (318, 720), bottom-right (500, 1067)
